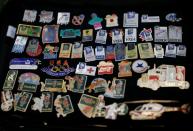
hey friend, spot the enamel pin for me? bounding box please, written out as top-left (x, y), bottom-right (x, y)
top-left (43, 44), bottom-right (59, 59)
top-left (165, 13), bottom-right (182, 22)
top-left (39, 10), bottom-right (54, 23)
top-left (41, 79), bottom-right (67, 92)
top-left (82, 29), bottom-right (93, 42)
top-left (139, 28), bottom-right (153, 42)
top-left (41, 60), bottom-right (75, 77)
top-left (12, 36), bottom-right (28, 53)
top-left (141, 15), bottom-right (160, 23)
top-left (6, 25), bottom-right (16, 39)
top-left (95, 30), bottom-right (107, 44)
top-left (105, 14), bottom-right (118, 27)
top-left (118, 61), bottom-right (132, 77)
top-left (165, 43), bottom-right (177, 58)
top-left (168, 25), bottom-right (182, 42)
top-left (125, 43), bottom-right (138, 59)
top-left (88, 13), bottom-right (103, 30)
top-left (54, 95), bottom-right (74, 118)
top-left (84, 46), bottom-right (96, 62)
top-left (92, 95), bottom-right (106, 118)
top-left (26, 38), bottom-right (42, 57)
top-left (95, 46), bottom-right (105, 60)
top-left (106, 45), bottom-right (115, 60)
top-left (154, 26), bottom-right (168, 42)
top-left (177, 45), bottom-right (186, 56)
top-left (111, 29), bottom-right (123, 44)
top-left (138, 43), bottom-right (154, 59)
top-left (115, 44), bottom-right (126, 61)
top-left (132, 59), bottom-right (149, 73)
top-left (17, 24), bottom-right (42, 37)
top-left (97, 61), bottom-right (114, 75)
top-left (123, 11), bottom-right (139, 27)
top-left (57, 12), bottom-right (70, 25)
top-left (59, 43), bottom-right (72, 58)
top-left (75, 62), bottom-right (96, 76)
top-left (71, 42), bottom-right (83, 58)
top-left (154, 44), bottom-right (164, 58)
top-left (72, 14), bottom-right (85, 25)
top-left (3, 70), bottom-right (18, 90)
top-left (124, 28), bottom-right (137, 42)
top-left (1, 90), bottom-right (13, 111)
top-left (23, 10), bottom-right (37, 22)
top-left (60, 29), bottom-right (81, 38)
top-left (42, 25), bottom-right (59, 43)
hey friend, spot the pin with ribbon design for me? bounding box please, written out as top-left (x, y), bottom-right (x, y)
top-left (88, 13), bottom-right (103, 30)
top-left (72, 14), bottom-right (85, 25)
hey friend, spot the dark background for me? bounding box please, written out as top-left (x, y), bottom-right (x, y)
top-left (0, 0), bottom-right (193, 130)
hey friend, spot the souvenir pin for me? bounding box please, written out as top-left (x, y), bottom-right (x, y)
top-left (111, 29), bottom-right (123, 44)
top-left (54, 95), bottom-right (74, 118)
top-left (86, 78), bottom-right (111, 93)
top-left (42, 25), bottom-right (59, 43)
top-left (43, 44), bottom-right (59, 59)
top-left (18, 72), bottom-right (40, 92)
top-left (1, 90), bottom-right (13, 111)
top-left (125, 43), bottom-right (138, 59)
top-left (105, 14), bottom-right (118, 27)
top-left (41, 60), bottom-right (75, 77)
top-left (22, 10), bottom-right (37, 22)
top-left (139, 28), bottom-right (153, 42)
top-left (60, 29), bottom-right (81, 38)
top-left (95, 46), bottom-right (105, 60)
top-left (65, 75), bottom-right (87, 93)
top-left (132, 59), bottom-right (149, 73)
top-left (141, 15), bottom-right (160, 23)
top-left (118, 61), bottom-right (132, 77)
top-left (154, 44), bottom-right (164, 58)
top-left (95, 30), bottom-right (107, 44)
top-left (137, 64), bottom-right (190, 91)
top-left (15, 92), bottom-right (33, 112)
top-left (71, 42), bottom-right (83, 58)
top-left (92, 95), bottom-right (106, 118)
top-left (177, 45), bottom-right (186, 56)
top-left (115, 44), bottom-right (126, 61)
top-left (104, 103), bottom-right (118, 120)
top-left (82, 29), bottom-right (93, 42)
top-left (165, 13), bottom-right (182, 22)
top-left (72, 14), bottom-right (85, 25)
top-left (78, 94), bottom-right (99, 118)
top-left (40, 79), bottom-right (67, 92)
top-left (57, 12), bottom-right (70, 25)
top-left (59, 43), bottom-right (72, 58)
top-left (106, 45), bottom-right (115, 60)
top-left (88, 13), bottom-right (103, 30)
top-left (6, 25), bottom-right (16, 39)
top-left (165, 43), bottom-right (177, 58)
top-left (9, 58), bottom-right (40, 70)
top-left (97, 61), bottom-right (114, 75)
top-left (39, 10), bottom-right (54, 23)
top-left (124, 28), bottom-right (137, 42)
top-left (3, 70), bottom-right (18, 90)
top-left (31, 96), bottom-right (44, 112)
top-left (123, 11), bottom-right (139, 27)
top-left (84, 46), bottom-right (96, 62)
top-left (26, 38), bottom-right (42, 57)
top-left (104, 78), bottom-right (126, 99)
top-left (17, 24), bottom-right (42, 37)
top-left (168, 25), bottom-right (182, 42)
top-left (154, 26), bottom-right (168, 42)
top-left (116, 103), bottom-right (129, 116)
top-left (11, 36), bottom-right (28, 53)
top-left (75, 62), bottom-right (96, 76)
top-left (138, 43), bottom-right (154, 59)
top-left (85, 66), bottom-right (97, 76)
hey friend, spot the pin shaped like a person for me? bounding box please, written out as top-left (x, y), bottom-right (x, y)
top-left (88, 13), bottom-right (103, 30)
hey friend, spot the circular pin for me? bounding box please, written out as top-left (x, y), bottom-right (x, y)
top-left (132, 59), bottom-right (149, 73)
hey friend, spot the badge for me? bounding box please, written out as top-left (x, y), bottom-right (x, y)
top-left (65, 75), bottom-right (87, 93)
top-left (154, 44), bottom-right (164, 58)
top-left (22, 10), bottom-right (37, 22)
top-left (9, 58), bottom-right (40, 70)
top-left (104, 103), bottom-right (118, 120)
top-left (92, 95), bottom-right (106, 118)
top-left (17, 24), bottom-right (42, 37)
top-left (125, 43), bottom-right (138, 59)
top-left (132, 59), bottom-right (149, 73)
top-left (40, 79), bottom-right (67, 92)
top-left (11, 36), bottom-right (28, 53)
top-left (39, 10), bottom-right (54, 23)
top-left (6, 25), bottom-right (16, 39)
top-left (141, 15), bottom-right (160, 23)
top-left (106, 45), bottom-right (115, 60)
top-left (177, 45), bottom-right (186, 56)
top-left (41, 60), bottom-right (75, 77)
top-left (71, 42), bottom-right (83, 58)
top-left (3, 70), bottom-right (18, 90)
top-left (75, 62), bottom-right (96, 76)
top-left (105, 14), bottom-right (118, 27)
top-left (54, 95), bottom-right (74, 118)
top-left (57, 12), bottom-right (70, 25)
top-left (78, 94), bottom-right (99, 118)
top-left (43, 44), bottom-right (59, 59)
top-left (42, 25), bottom-right (59, 43)
top-left (138, 43), bottom-right (154, 59)
top-left (118, 61), bottom-right (132, 77)
top-left (26, 38), bottom-right (42, 57)
top-left (165, 43), bottom-right (176, 58)
top-left (123, 11), bottom-right (139, 27)
top-left (15, 92), bottom-right (33, 112)
top-left (124, 28), bottom-right (137, 42)
top-left (95, 46), bottom-right (105, 60)
top-left (31, 95), bottom-right (44, 112)
top-left (88, 13), bottom-right (103, 30)
top-left (97, 61), bottom-right (114, 75)
top-left (139, 28), bottom-right (153, 42)
top-left (115, 44), bottom-right (126, 61)
top-left (60, 29), bottom-right (81, 38)
top-left (1, 90), bottom-right (13, 111)
top-left (104, 78), bottom-right (126, 99)
top-left (87, 78), bottom-right (111, 93)
top-left (59, 43), bottom-right (72, 58)
top-left (82, 29), bottom-right (93, 42)
top-left (95, 30), bottom-right (107, 44)
top-left (72, 14), bottom-right (85, 25)
top-left (165, 13), bottom-right (182, 22)
top-left (168, 25), bottom-right (182, 42)
top-left (111, 29), bottom-right (123, 44)
top-left (154, 26), bottom-right (168, 42)
top-left (84, 46), bottom-right (96, 62)
top-left (18, 72), bottom-right (40, 92)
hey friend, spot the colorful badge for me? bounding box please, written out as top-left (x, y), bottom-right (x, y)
top-left (118, 61), bottom-right (132, 77)
top-left (125, 43), bottom-right (138, 59)
top-left (139, 28), bottom-right (153, 42)
top-left (97, 61), bottom-right (114, 75)
top-left (165, 43), bottom-right (177, 58)
top-left (72, 14), bottom-right (85, 25)
top-left (57, 12), bottom-right (70, 25)
top-left (26, 38), bottom-right (42, 57)
top-left (39, 10), bottom-right (54, 23)
top-left (71, 42), bottom-right (83, 58)
top-left (141, 15), bottom-right (160, 23)
top-left (3, 70), bottom-right (18, 90)
top-left (84, 46), bottom-right (96, 62)
top-left (124, 28), bottom-right (137, 42)
top-left (154, 44), bottom-right (164, 58)
top-left (123, 11), bottom-right (139, 27)
top-left (92, 95), bottom-right (106, 118)
top-left (138, 43), bottom-right (154, 59)
top-left (23, 10), bottom-right (37, 22)
top-left (95, 46), bottom-right (105, 60)
top-left (95, 30), bottom-right (107, 44)
top-left (42, 25), bottom-right (59, 43)
top-left (165, 13), bottom-right (182, 22)
top-left (60, 29), bottom-right (81, 38)
top-left (106, 45), bottom-right (115, 60)
top-left (105, 14), bottom-right (118, 27)
top-left (168, 25), bottom-right (182, 42)
top-left (154, 26), bottom-right (168, 42)
top-left (59, 43), bottom-right (72, 58)
top-left (11, 36), bottom-right (28, 53)
top-left (177, 45), bottom-right (186, 56)
top-left (115, 44), bottom-right (126, 61)
top-left (75, 62), bottom-right (96, 76)
top-left (111, 29), bottom-right (123, 44)
top-left (82, 29), bottom-right (93, 42)
top-left (43, 44), bottom-right (59, 59)
top-left (17, 24), bottom-right (42, 37)
top-left (88, 13), bottom-right (103, 30)
top-left (132, 59), bottom-right (149, 73)
top-left (1, 90), bottom-right (13, 111)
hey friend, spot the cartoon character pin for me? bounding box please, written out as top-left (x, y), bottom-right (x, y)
top-left (1, 90), bottom-right (14, 111)
top-left (118, 61), bottom-right (132, 77)
top-left (43, 44), bottom-right (59, 59)
top-left (72, 14), bottom-right (85, 25)
top-left (88, 13), bottom-right (103, 30)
